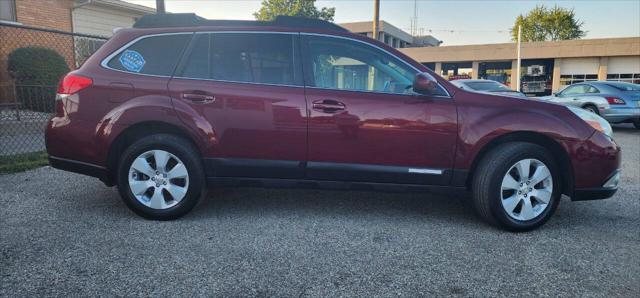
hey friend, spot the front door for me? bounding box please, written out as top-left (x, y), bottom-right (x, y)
top-left (168, 32), bottom-right (307, 179)
top-left (301, 35), bottom-right (458, 185)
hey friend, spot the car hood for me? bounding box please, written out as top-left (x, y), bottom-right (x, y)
top-left (488, 91), bottom-right (528, 97)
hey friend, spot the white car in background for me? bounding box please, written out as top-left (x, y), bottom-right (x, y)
top-left (540, 81), bottom-right (640, 128)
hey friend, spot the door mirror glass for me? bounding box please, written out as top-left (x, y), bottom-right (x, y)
top-left (413, 72), bottom-right (438, 94)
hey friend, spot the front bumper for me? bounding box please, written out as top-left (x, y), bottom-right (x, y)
top-left (573, 188), bottom-right (618, 201)
top-left (600, 107), bottom-right (640, 123)
top-left (569, 131), bottom-right (621, 201)
top-left (572, 170), bottom-right (620, 201)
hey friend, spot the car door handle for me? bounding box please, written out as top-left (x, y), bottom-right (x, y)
top-left (182, 93), bottom-right (215, 103)
top-left (312, 99), bottom-right (346, 113)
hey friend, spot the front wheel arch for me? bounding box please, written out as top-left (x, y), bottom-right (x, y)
top-left (466, 131), bottom-right (574, 197)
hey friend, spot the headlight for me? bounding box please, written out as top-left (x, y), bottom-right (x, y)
top-left (567, 106), bottom-right (612, 138)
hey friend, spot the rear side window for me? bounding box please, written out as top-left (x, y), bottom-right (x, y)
top-left (181, 34), bottom-right (210, 79)
top-left (107, 34), bottom-right (191, 76)
top-left (178, 33), bottom-right (300, 86)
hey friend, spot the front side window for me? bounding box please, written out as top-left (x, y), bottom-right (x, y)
top-left (107, 34), bottom-right (191, 76)
top-left (560, 85), bottom-right (587, 95)
top-left (586, 85), bottom-right (600, 93)
top-left (306, 36), bottom-right (415, 95)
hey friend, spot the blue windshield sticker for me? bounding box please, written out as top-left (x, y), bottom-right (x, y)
top-left (119, 50), bottom-right (146, 73)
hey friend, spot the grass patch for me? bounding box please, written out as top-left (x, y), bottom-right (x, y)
top-left (0, 151), bottom-right (49, 174)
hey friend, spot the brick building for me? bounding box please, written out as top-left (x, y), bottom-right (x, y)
top-left (0, 0), bottom-right (154, 101)
top-left (0, 0), bottom-right (76, 83)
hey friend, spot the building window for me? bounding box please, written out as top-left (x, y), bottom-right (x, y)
top-left (607, 73), bottom-right (640, 84)
top-left (0, 0), bottom-right (17, 22)
top-left (479, 61), bottom-right (513, 87)
top-left (559, 74), bottom-right (598, 86)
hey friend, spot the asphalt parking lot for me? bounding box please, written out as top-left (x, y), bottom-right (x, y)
top-left (1, 125), bottom-right (638, 297)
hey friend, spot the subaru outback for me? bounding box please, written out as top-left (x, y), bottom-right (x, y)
top-left (45, 14), bottom-right (621, 231)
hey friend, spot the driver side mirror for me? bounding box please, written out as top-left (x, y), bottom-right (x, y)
top-left (413, 72), bottom-right (438, 95)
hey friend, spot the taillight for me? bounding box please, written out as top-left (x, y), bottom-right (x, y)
top-left (605, 97), bottom-right (625, 105)
top-left (57, 74), bottom-right (92, 95)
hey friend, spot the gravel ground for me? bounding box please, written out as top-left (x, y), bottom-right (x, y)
top-left (1, 125), bottom-right (638, 297)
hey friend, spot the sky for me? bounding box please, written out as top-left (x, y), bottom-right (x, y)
top-left (124, 0), bottom-right (640, 46)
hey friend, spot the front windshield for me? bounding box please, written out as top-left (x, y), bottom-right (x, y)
top-left (465, 81), bottom-right (512, 92)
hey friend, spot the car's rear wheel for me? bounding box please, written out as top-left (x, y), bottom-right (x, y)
top-left (472, 142), bottom-right (561, 231)
top-left (583, 104), bottom-right (599, 115)
top-left (117, 134), bottom-right (204, 220)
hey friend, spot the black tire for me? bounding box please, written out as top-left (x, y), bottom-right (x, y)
top-left (633, 118), bottom-right (640, 129)
top-left (116, 134), bottom-right (205, 220)
top-left (471, 142), bottom-right (561, 232)
top-left (583, 104), bottom-right (599, 115)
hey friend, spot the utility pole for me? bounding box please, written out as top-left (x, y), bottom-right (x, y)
top-left (156, 0), bottom-right (166, 14)
top-left (411, 0), bottom-right (418, 36)
top-left (370, 0), bottom-right (380, 90)
top-left (372, 0), bottom-right (380, 40)
top-left (516, 25), bottom-right (522, 92)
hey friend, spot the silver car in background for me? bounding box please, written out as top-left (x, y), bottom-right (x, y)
top-left (450, 79), bottom-right (528, 97)
top-left (542, 81), bottom-right (640, 129)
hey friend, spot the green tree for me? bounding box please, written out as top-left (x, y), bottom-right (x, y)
top-left (511, 5), bottom-right (585, 42)
top-left (254, 0), bottom-right (335, 21)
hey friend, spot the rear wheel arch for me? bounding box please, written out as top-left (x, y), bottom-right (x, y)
top-left (466, 131), bottom-right (574, 196)
top-left (105, 121), bottom-right (203, 186)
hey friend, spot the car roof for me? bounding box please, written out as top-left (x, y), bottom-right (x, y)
top-left (133, 13), bottom-right (349, 33)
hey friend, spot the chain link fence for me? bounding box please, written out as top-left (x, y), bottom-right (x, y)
top-left (0, 23), bottom-right (108, 156)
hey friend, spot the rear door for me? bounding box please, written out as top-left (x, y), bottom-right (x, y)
top-left (168, 32), bottom-right (307, 179)
top-left (301, 34), bottom-right (458, 185)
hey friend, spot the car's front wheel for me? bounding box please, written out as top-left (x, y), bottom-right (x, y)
top-left (472, 142), bottom-right (561, 231)
top-left (117, 134), bottom-right (205, 220)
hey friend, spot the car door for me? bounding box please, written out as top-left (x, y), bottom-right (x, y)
top-left (168, 32), bottom-right (307, 179)
top-left (554, 84), bottom-right (588, 106)
top-left (301, 34), bottom-right (458, 185)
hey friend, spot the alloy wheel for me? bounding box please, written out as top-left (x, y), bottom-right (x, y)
top-left (500, 158), bottom-right (553, 221)
top-left (128, 150), bottom-right (189, 209)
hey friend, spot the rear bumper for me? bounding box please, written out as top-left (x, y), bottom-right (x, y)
top-left (48, 155), bottom-right (114, 186)
top-left (601, 107), bottom-right (640, 123)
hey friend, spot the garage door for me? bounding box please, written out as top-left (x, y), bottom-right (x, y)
top-left (559, 58), bottom-right (600, 86)
top-left (608, 57), bottom-right (640, 74)
top-left (559, 58), bottom-right (600, 75)
top-left (607, 56), bottom-right (640, 83)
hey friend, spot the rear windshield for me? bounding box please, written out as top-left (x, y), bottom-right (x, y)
top-left (107, 34), bottom-right (191, 76)
top-left (465, 81), bottom-right (511, 91)
top-left (604, 82), bottom-right (640, 91)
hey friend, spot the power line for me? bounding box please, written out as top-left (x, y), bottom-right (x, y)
top-left (404, 27), bottom-right (510, 34)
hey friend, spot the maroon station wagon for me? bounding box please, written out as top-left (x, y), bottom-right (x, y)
top-left (45, 14), bottom-right (621, 231)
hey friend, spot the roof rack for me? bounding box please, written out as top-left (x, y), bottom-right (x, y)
top-left (133, 13), bottom-right (348, 32)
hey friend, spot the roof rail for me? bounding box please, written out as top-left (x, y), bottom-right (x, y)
top-left (133, 13), bottom-right (348, 32)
